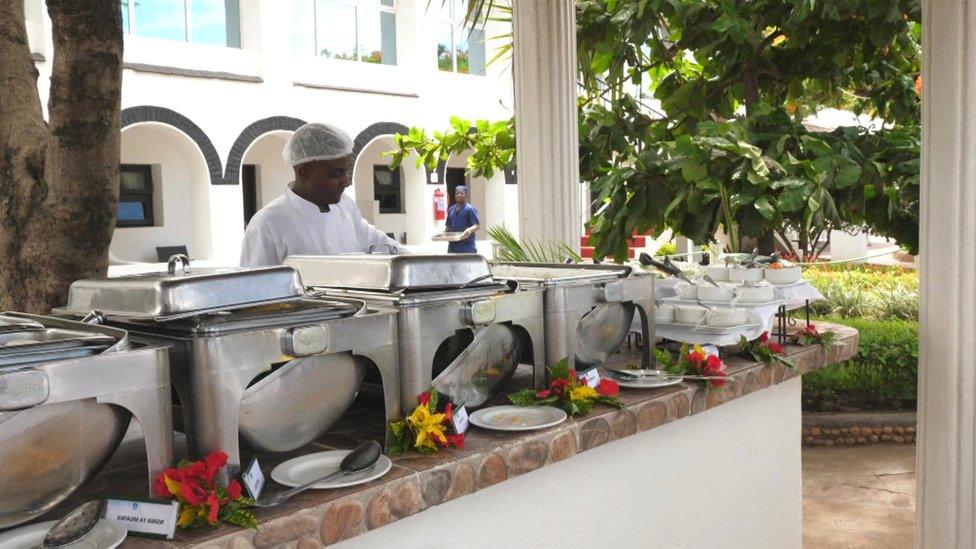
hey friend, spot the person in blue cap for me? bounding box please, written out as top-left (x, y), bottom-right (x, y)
top-left (444, 185), bottom-right (480, 253)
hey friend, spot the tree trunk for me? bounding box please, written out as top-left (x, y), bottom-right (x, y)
top-left (0, 0), bottom-right (121, 313)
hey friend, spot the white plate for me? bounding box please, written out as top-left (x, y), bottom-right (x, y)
top-left (271, 451), bottom-right (393, 489)
top-left (468, 405), bottom-right (567, 432)
top-left (0, 519), bottom-right (127, 549)
top-left (605, 371), bottom-right (685, 389)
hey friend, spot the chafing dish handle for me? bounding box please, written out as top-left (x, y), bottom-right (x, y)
top-left (307, 292), bottom-right (369, 316)
top-left (0, 369), bottom-right (50, 410)
top-left (81, 310), bottom-right (106, 324)
top-left (167, 254), bottom-right (191, 275)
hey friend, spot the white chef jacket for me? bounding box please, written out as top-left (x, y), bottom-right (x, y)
top-left (240, 183), bottom-right (400, 266)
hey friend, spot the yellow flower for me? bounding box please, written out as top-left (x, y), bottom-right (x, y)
top-left (163, 474), bottom-right (182, 498)
top-left (406, 403), bottom-right (447, 451)
top-left (570, 385), bottom-right (599, 401)
top-left (693, 344), bottom-right (705, 356)
top-left (178, 505), bottom-right (205, 528)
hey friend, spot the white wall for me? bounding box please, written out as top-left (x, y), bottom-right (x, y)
top-left (340, 379), bottom-right (804, 549)
top-left (114, 123), bottom-right (212, 262)
top-left (241, 132), bottom-right (293, 208)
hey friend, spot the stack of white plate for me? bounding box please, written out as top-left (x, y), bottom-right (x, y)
top-left (705, 308), bottom-right (748, 327)
top-left (655, 303), bottom-right (676, 323)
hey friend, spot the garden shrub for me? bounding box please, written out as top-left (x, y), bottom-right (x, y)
top-left (802, 316), bottom-right (918, 412)
top-left (654, 242), bottom-right (678, 257)
top-left (803, 264), bottom-right (918, 320)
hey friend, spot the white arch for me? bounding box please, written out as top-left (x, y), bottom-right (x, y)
top-left (443, 150), bottom-right (511, 240)
top-left (352, 135), bottom-right (428, 245)
top-left (114, 122), bottom-right (216, 262)
top-left (240, 130), bottom-right (294, 208)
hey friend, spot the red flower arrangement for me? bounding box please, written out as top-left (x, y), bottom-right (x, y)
top-left (155, 452), bottom-right (257, 530)
top-left (793, 323), bottom-right (838, 347)
top-left (657, 344), bottom-right (729, 389)
top-left (389, 389), bottom-right (465, 455)
top-left (510, 359), bottom-right (624, 416)
top-left (739, 332), bottom-right (795, 369)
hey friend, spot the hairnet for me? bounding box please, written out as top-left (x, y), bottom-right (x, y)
top-left (455, 185), bottom-right (469, 194)
top-left (283, 123), bottom-right (354, 166)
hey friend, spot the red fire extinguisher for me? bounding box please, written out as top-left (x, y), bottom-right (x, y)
top-left (433, 188), bottom-right (447, 220)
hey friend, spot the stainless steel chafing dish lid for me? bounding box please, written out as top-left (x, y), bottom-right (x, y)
top-left (489, 263), bottom-right (631, 285)
top-left (56, 255), bottom-right (305, 321)
top-left (285, 254), bottom-right (495, 291)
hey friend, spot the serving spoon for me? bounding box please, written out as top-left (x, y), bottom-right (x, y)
top-left (35, 500), bottom-right (101, 548)
top-left (606, 369), bottom-right (728, 382)
top-left (253, 441), bottom-right (382, 508)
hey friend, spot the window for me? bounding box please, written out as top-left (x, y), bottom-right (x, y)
top-left (117, 165), bottom-right (155, 228)
top-left (373, 165), bottom-right (404, 214)
top-left (296, 0), bottom-right (397, 65)
top-left (438, 0), bottom-right (485, 75)
top-left (121, 0), bottom-right (241, 47)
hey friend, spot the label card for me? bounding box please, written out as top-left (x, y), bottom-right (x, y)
top-left (581, 368), bottom-right (601, 388)
top-left (241, 457), bottom-right (265, 500)
top-left (104, 498), bottom-right (179, 540)
top-left (702, 345), bottom-right (720, 358)
top-left (451, 404), bottom-right (469, 434)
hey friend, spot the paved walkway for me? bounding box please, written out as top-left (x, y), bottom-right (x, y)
top-left (803, 444), bottom-right (916, 548)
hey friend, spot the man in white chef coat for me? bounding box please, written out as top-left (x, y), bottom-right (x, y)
top-left (240, 123), bottom-right (401, 266)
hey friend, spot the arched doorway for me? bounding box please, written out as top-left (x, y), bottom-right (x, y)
top-left (239, 131), bottom-right (294, 224)
top-left (352, 134), bottom-right (427, 245)
top-left (114, 123), bottom-right (214, 262)
top-left (442, 150), bottom-right (508, 242)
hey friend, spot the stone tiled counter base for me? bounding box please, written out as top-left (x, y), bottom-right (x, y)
top-left (108, 322), bottom-right (857, 548)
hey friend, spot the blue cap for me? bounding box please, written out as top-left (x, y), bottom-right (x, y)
top-left (455, 185), bottom-right (469, 194)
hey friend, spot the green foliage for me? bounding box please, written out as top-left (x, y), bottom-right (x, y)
top-left (487, 225), bottom-right (582, 263)
top-left (654, 242), bottom-right (677, 257)
top-left (411, 0), bottom-right (921, 260)
top-left (804, 264), bottom-right (918, 320)
top-left (738, 335), bottom-right (796, 368)
top-left (802, 316), bottom-right (918, 412)
top-left (387, 116), bottom-right (514, 179)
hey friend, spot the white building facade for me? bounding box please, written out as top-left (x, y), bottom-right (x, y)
top-left (24, 0), bottom-right (520, 264)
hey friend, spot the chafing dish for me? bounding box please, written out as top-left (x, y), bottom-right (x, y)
top-left (0, 313), bottom-right (172, 529)
top-left (56, 255), bottom-right (400, 476)
top-left (489, 263), bottom-right (655, 369)
top-left (285, 254), bottom-right (545, 412)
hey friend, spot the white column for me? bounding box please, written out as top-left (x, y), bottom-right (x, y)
top-left (918, 2), bottom-right (976, 547)
top-left (512, 0), bottom-right (581, 250)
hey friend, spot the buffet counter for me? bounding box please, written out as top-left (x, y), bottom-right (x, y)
top-left (38, 323), bottom-right (858, 548)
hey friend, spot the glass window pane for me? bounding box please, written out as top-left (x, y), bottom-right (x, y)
top-left (190, 0), bottom-right (234, 46)
top-left (317, 1), bottom-right (357, 60)
top-left (461, 27), bottom-right (485, 75)
top-left (438, 22), bottom-right (453, 72)
top-left (121, 170), bottom-right (147, 191)
top-left (292, 0), bottom-right (315, 55)
top-left (117, 201), bottom-right (147, 221)
top-left (190, 0), bottom-right (224, 45)
top-left (120, 1), bottom-right (130, 34)
top-left (134, 0), bottom-right (187, 42)
top-left (380, 12), bottom-right (396, 65)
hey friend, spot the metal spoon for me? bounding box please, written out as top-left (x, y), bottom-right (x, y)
top-left (36, 500), bottom-right (101, 548)
top-left (253, 441), bottom-right (382, 508)
top-left (702, 274), bottom-right (722, 288)
top-left (606, 369), bottom-right (728, 382)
